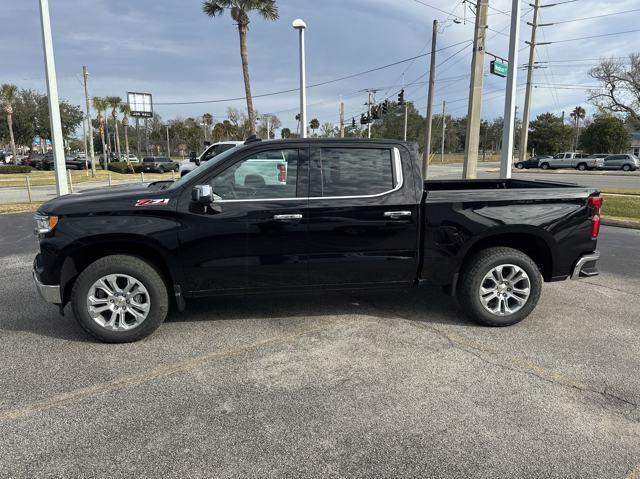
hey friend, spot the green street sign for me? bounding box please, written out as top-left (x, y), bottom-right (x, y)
top-left (490, 60), bottom-right (508, 77)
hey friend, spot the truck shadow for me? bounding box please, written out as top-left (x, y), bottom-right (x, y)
top-left (3, 283), bottom-right (475, 344)
top-left (167, 286), bottom-right (477, 329)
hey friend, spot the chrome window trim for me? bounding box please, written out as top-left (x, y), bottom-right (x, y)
top-left (215, 147), bottom-right (402, 203)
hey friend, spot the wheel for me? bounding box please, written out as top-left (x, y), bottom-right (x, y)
top-left (577, 163), bottom-right (587, 171)
top-left (71, 255), bottom-right (169, 343)
top-left (158, 166), bottom-right (164, 173)
top-left (540, 162), bottom-right (550, 170)
top-left (622, 164), bottom-right (631, 172)
top-left (516, 163), bottom-right (524, 169)
top-left (458, 247), bottom-right (542, 327)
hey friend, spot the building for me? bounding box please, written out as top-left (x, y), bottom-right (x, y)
top-left (628, 131), bottom-right (640, 157)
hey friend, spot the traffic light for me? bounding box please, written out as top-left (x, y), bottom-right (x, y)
top-left (382, 100), bottom-right (389, 114)
top-left (351, 117), bottom-right (356, 128)
top-left (360, 114), bottom-right (367, 125)
top-left (398, 89), bottom-right (405, 105)
top-left (371, 105), bottom-right (381, 120)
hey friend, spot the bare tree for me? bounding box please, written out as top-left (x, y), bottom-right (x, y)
top-left (589, 54), bottom-right (640, 122)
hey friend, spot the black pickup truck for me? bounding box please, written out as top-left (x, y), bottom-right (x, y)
top-left (33, 138), bottom-right (602, 343)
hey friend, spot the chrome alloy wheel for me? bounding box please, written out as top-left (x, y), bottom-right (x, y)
top-left (479, 264), bottom-right (531, 316)
top-left (86, 274), bottom-right (150, 331)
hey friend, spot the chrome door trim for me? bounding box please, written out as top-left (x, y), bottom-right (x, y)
top-left (215, 147), bottom-right (404, 203)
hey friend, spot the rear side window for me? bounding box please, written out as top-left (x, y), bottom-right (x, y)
top-left (143, 157), bottom-right (155, 163)
top-left (317, 147), bottom-right (394, 197)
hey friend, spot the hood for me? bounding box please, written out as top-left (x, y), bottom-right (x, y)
top-left (38, 182), bottom-right (179, 216)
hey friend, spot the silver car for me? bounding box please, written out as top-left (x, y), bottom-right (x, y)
top-left (601, 154), bottom-right (640, 172)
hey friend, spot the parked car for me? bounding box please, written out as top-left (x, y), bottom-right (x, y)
top-left (120, 154), bottom-right (139, 163)
top-left (32, 137), bottom-right (603, 343)
top-left (539, 152), bottom-right (590, 170)
top-left (1, 152), bottom-right (13, 164)
top-left (514, 155), bottom-right (551, 169)
top-left (601, 154), bottom-right (639, 172)
top-left (179, 141), bottom-right (242, 177)
top-left (38, 152), bottom-right (86, 170)
top-left (141, 156), bottom-right (178, 173)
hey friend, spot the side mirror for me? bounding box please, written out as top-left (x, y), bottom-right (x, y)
top-left (191, 184), bottom-right (213, 205)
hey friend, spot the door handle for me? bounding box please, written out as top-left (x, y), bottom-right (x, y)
top-left (273, 214), bottom-right (303, 221)
top-left (384, 211), bottom-right (412, 219)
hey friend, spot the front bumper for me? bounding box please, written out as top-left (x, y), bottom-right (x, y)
top-left (33, 268), bottom-right (62, 304)
top-left (571, 251), bottom-right (600, 280)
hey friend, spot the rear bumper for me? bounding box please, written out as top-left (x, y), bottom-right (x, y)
top-left (571, 251), bottom-right (600, 280)
top-left (33, 268), bottom-right (62, 304)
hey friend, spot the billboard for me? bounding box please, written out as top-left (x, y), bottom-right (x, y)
top-left (127, 92), bottom-right (153, 118)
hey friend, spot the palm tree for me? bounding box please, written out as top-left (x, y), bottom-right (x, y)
top-left (92, 97), bottom-right (108, 167)
top-left (119, 103), bottom-right (134, 171)
top-left (202, 0), bottom-right (279, 136)
top-left (106, 96), bottom-right (122, 160)
top-left (0, 84), bottom-right (18, 164)
top-left (570, 106), bottom-right (586, 150)
top-left (309, 118), bottom-right (320, 136)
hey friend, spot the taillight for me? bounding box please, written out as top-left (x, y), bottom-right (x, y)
top-left (588, 196), bottom-right (603, 239)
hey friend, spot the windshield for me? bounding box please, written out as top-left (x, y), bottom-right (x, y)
top-left (168, 145), bottom-right (243, 190)
top-left (143, 157), bottom-right (156, 163)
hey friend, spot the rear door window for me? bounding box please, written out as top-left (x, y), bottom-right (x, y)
top-left (315, 147), bottom-right (394, 197)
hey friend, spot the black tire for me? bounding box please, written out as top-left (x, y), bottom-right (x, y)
top-left (71, 255), bottom-right (169, 343)
top-left (158, 166), bottom-right (164, 173)
top-left (458, 247), bottom-right (542, 327)
top-left (622, 164), bottom-right (631, 172)
top-left (516, 163), bottom-right (524, 169)
top-left (540, 162), bottom-right (550, 170)
top-left (577, 163), bottom-right (587, 171)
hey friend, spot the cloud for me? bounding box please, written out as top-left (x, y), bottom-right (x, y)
top-left (0, 0), bottom-right (638, 132)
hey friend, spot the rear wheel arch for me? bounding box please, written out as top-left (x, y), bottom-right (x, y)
top-left (452, 231), bottom-right (555, 290)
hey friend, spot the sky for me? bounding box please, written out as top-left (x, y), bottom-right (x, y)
top-left (1, 0), bottom-right (639, 134)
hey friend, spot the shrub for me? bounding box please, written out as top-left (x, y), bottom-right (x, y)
top-left (0, 165), bottom-right (32, 174)
top-left (107, 162), bottom-right (143, 174)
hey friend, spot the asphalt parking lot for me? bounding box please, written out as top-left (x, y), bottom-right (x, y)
top-left (0, 213), bottom-right (638, 478)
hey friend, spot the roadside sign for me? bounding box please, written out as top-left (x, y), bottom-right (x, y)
top-left (127, 92), bottom-right (153, 118)
top-left (490, 60), bottom-right (508, 78)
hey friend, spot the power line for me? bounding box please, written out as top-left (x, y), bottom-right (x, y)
top-left (155, 40), bottom-right (471, 105)
top-left (545, 28), bottom-right (640, 44)
top-left (545, 8), bottom-right (640, 25)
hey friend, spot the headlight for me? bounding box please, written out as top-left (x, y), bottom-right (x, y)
top-left (34, 213), bottom-right (59, 235)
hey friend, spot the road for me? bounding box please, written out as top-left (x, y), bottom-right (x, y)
top-left (0, 178), bottom-right (148, 203)
top-left (428, 161), bottom-right (640, 189)
top-left (0, 213), bottom-right (638, 478)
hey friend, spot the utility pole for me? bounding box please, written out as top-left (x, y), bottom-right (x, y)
top-left (519, 0), bottom-right (540, 163)
top-left (165, 125), bottom-right (170, 158)
top-left (367, 91), bottom-right (373, 139)
top-left (500, 0), bottom-right (522, 178)
top-left (441, 100), bottom-right (446, 163)
top-left (267, 116), bottom-right (271, 139)
top-left (462, 0), bottom-right (489, 179)
top-left (423, 19), bottom-right (438, 179)
top-left (404, 103), bottom-right (408, 141)
top-left (82, 66), bottom-right (96, 177)
top-left (339, 97), bottom-right (345, 138)
top-left (38, 0), bottom-right (68, 195)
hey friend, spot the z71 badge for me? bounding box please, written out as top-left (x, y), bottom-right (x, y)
top-left (135, 198), bottom-right (170, 207)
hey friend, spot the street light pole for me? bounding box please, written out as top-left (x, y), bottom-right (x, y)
top-left (38, 0), bottom-right (68, 195)
top-left (82, 66), bottom-right (96, 177)
top-left (500, 0), bottom-right (522, 179)
top-left (293, 19), bottom-right (307, 139)
top-left (166, 125), bottom-right (171, 158)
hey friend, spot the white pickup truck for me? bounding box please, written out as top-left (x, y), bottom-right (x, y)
top-left (538, 152), bottom-right (603, 171)
top-left (179, 141), bottom-right (242, 177)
